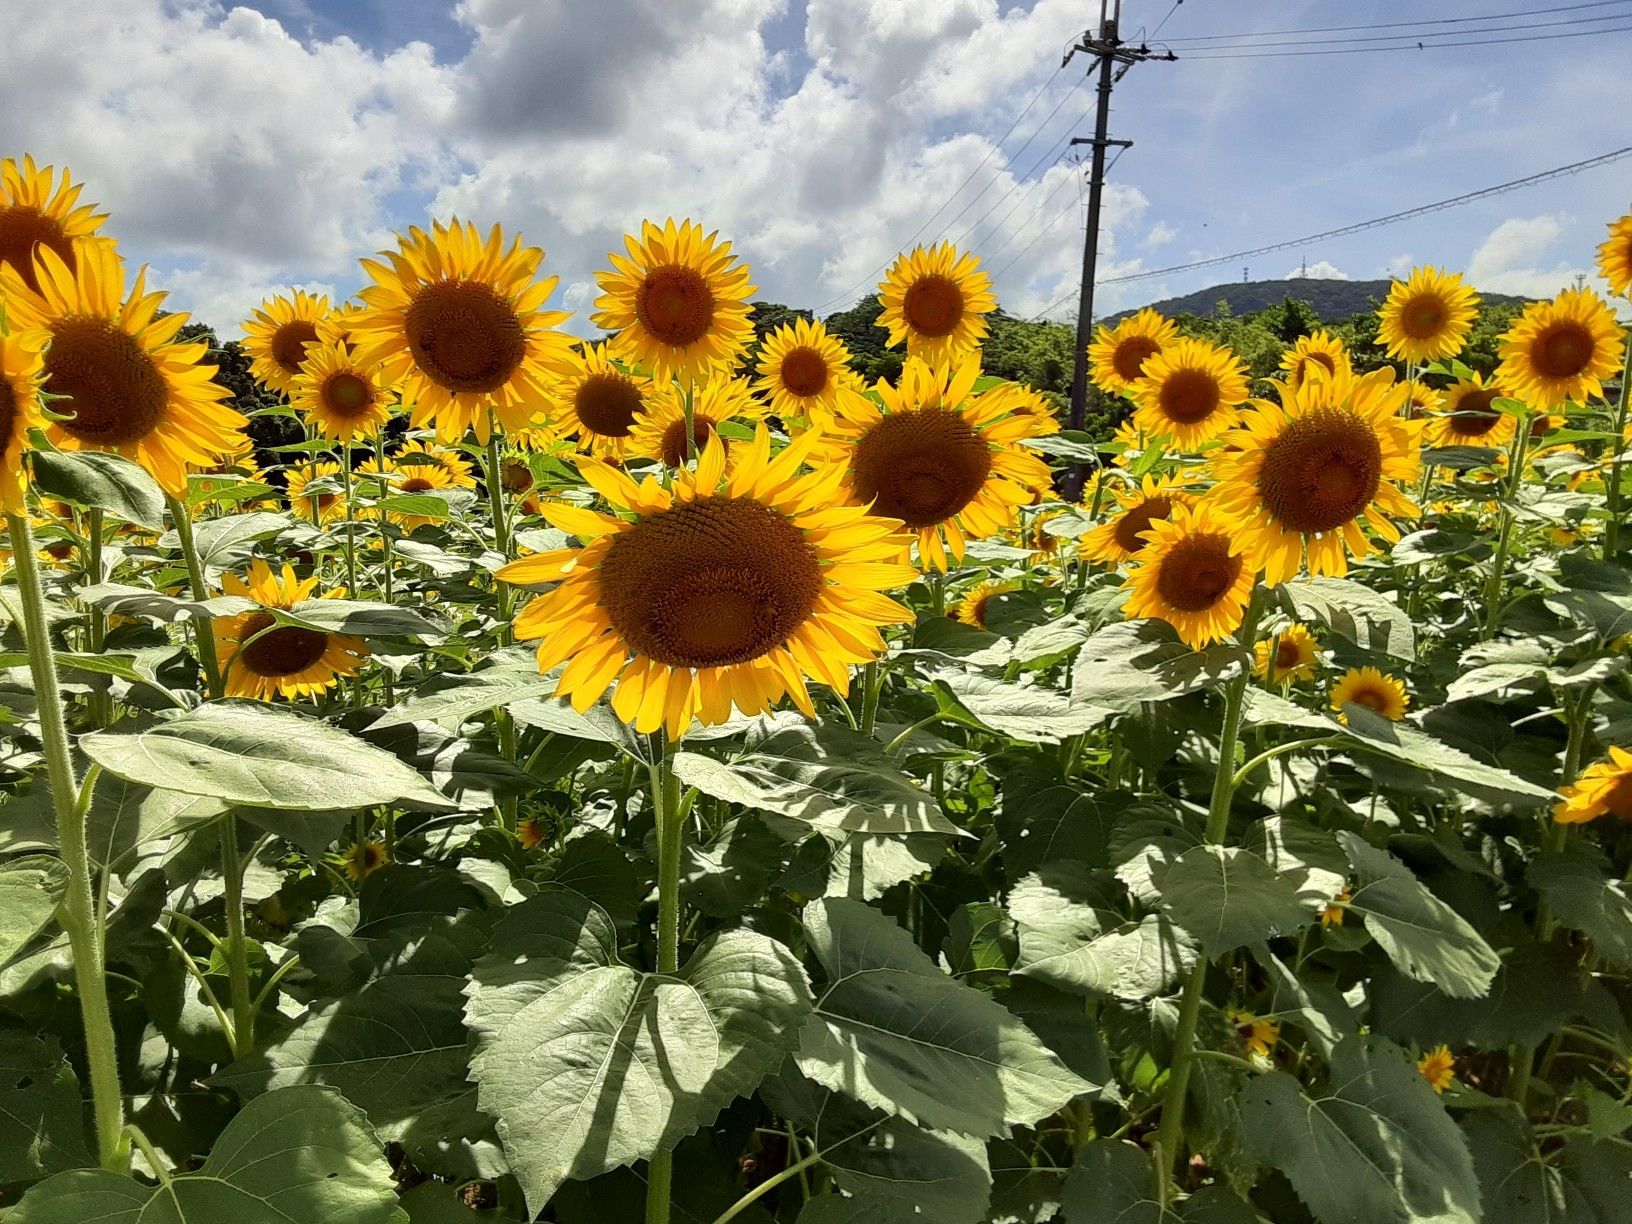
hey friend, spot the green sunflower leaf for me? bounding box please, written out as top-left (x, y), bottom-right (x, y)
top-left (29, 448), bottom-right (166, 530)
top-left (0, 855), bottom-right (69, 970)
top-left (1159, 844), bottom-right (1316, 956)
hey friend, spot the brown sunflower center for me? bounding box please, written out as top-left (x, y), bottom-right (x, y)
top-left (779, 346), bottom-right (830, 397)
top-left (660, 413), bottom-right (718, 468)
top-left (1256, 407), bottom-right (1384, 534)
top-left (404, 279), bottom-right (526, 393)
top-left (238, 613), bottom-right (331, 678)
top-left (0, 369), bottom-right (17, 449)
top-left (575, 372), bottom-right (642, 437)
top-left (502, 459), bottom-right (534, 492)
top-left (1350, 684), bottom-right (1390, 713)
top-left (1275, 638), bottom-right (1302, 670)
top-left (850, 407), bottom-right (992, 528)
top-left (965, 591), bottom-right (997, 630)
top-left (322, 371), bottom-right (374, 417)
top-left (1605, 772), bottom-right (1632, 820)
top-left (400, 476), bottom-right (434, 493)
top-left (902, 274), bottom-right (965, 339)
top-left (1112, 336), bottom-right (1162, 383)
top-left (1113, 495), bottom-right (1176, 554)
top-left (43, 317), bottom-right (169, 446)
top-left (1157, 368), bottom-right (1222, 426)
top-left (598, 495), bottom-right (822, 669)
top-left (271, 320), bottom-right (320, 375)
top-left (1401, 294), bottom-right (1448, 339)
top-left (1532, 321), bottom-right (1595, 380)
top-left (1155, 532), bottom-right (1242, 613)
top-left (636, 265), bottom-right (715, 347)
top-left (1448, 389), bottom-right (1501, 438)
top-left (0, 205), bottom-right (74, 294)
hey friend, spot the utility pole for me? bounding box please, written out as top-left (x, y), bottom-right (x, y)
top-left (1061, 0), bottom-right (1176, 499)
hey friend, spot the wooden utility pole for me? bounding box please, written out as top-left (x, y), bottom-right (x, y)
top-left (1061, 0), bottom-right (1175, 498)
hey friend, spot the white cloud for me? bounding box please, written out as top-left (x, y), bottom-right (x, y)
top-left (1144, 222), bottom-right (1177, 249)
top-left (1467, 215), bottom-right (1585, 297)
top-left (1285, 260), bottom-right (1349, 281)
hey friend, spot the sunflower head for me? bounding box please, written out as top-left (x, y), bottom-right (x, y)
top-left (1402, 380), bottom-right (1442, 421)
top-left (359, 449), bottom-right (457, 534)
top-left (285, 461), bottom-right (350, 525)
top-left (1417, 1046), bottom-right (1456, 1094)
top-left (1425, 372), bottom-right (1515, 449)
top-left (1121, 500), bottom-right (1257, 649)
top-left (291, 342), bottom-right (394, 442)
top-left (0, 155), bottom-right (107, 294)
top-left (317, 302), bottom-right (367, 351)
top-left (1226, 1009), bottom-right (1280, 1058)
top-left (242, 290), bottom-right (330, 396)
top-left (1279, 330), bottom-right (1352, 391)
top-left (592, 218), bottom-right (756, 385)
top-left (1320, 886), bottom-right (1350, 927)
top-left (876, 242), bottom-right (996, 366)
top-left (1329, 666), bottom-right (1408, 723)
top-left (548, 342), bottom-right (655, 460)
top-left (1496, 287), bottom-right (1625, 410)
top-left (1597, 210), bottom-right (1632, 299)
top-left (1089, 308), bottom-right (1180, 397)
top-left (1253, 622), bottom-right (1319, 684)
top-left (1079, 472), bottom-right (1198, 566)
top-left (0, 331), bottom-right (45, 516)
top-left (517, 816), bottom-right (552, 851)
top-left (215, 559), bottom-right (369, 701)
top-left (341, 839), bottom-right (389, 882)
top-left (951, 580), bottom-right (1019, 631)
top-left (1376, 266), bottom-right (1479, 363)
top-left (753, 316), bottom-right (870, 422)
top-left (394, 438), bottom-right (477, 488)
top-left (1554, 746), bottom-right (1632, 824)
top-left (1129, 337), bottom-right (1250, 449)
top-left (630, 374), bottom-right (767, 468)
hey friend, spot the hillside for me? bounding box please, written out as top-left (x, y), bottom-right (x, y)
top-left (1102, 277), bottom-right (1534, 325)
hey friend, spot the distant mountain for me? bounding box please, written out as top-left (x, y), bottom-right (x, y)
top-left (1100, 278), bottom-right (1535, 326)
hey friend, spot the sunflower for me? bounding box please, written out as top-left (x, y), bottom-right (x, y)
top-left (497, 427), bottom-right (916, 737)
top-left (815, 356), bottom-right (1054, 571)
top-left (548, 342), bottom-right (655, 460)
top-left (0, 330), bottom-right (45, 515)
top-left (214, 559), bottom-right (369, 701)
top-left (592, 218), bottom-right (756, 385)
top-left (1210, 368), bottom-right (1422, 585)
top-left (0, 155), bottom-right (107, 294)
top-left (340, 839), bottom-right (389, 882)
top-left (1122, 500), bottom-right (1256, 648)
top-left (1597, 210), bottom-right (1632, 298)
top-left (0, 241), bottom-right (245, 495)
top-left (1088, 307), bottom-right (1179, 397)
top-left (1329, 666), bottom-right (1409, 723)
top-left (317, 302), bottom-right (366, 351)
top-left (1320, 886), bottom-right (1350, 927)
top-left (352, 218), bottom-right (577, 445)
top-left (754, 316), bottom-right (870, 422)
top-left (876, 242), bottom-right (996, 366)
top-left (1376, 266), bottom-right (1479, 363)
top-left (1023, 509), bottom-right (1065, 558)
top-left (1425, 372), bottom-right (1515, 449)
top-left (1417, 1046), bottom-right (1456, 1094)
top-left (1226, 1009), bottom-right (1280, 1058)
top-left (285, 462), bottom-right (350, 525)
top-left (358, 451), bottom-right (456, 534)
top-left (1279, 330), bottom-right (1352, 391)
top-left (393, 438), bottom-right (477, 488)
top-left (190, 439), bottom-right (268, 503)
top-left (241, 290), bottom-right (330, 396)
top-left (1554, 746), bottom-right (1632, 824)
top-left (1254, 622), bottom-right (1319, 684)
top-left (1496, 287), bottom-right (1625, 410)
top-left (1129, 337), bottom-right (1250, 449)
top-left (516, 817), bottom-right (550, 851)
top-left (1079, 473), bottom-right (1198, 566)
top-left (628, 374), bottom-right (767, 467)
top-left (1402, 380), bottom-right (1442, 421)
top-left (951, 580), bottom-right (1019, 631)
top-left (289, 341), bottom-right (393, 442)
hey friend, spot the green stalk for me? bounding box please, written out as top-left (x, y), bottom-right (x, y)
top-left (5, 513), bottom-right (127, 1170)
top-left (859, 661), bottom-right (881, 738)
top-left (1602, 329), bottom-right (1631, 560)
top-left (683, 380), bottom-right (698, 464)
top-left (220, 819), bottom-right (254, 1056)
top-left (84, 506), bottom-right (113, 726)
top-left (1151, 591), bottom-right (1263, 1187)
top-left (645, 734), bottom-right (684, 1224)
top-left (164, 492), bottom-right (224, 699)
top-left (482, 421), bottom-right (520, 831)
top-left (340, 443), bottom-right (359, 598)
top-left (1480, 409), bottom-right (1534, 641)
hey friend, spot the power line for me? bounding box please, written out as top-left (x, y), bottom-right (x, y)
top-left (948, 102), bottom-right (1094, 247)
top-left (1170, 7), bottom-right (1632, 52)
top-left (938, 94), bottom-right (1088, 247)
top-left (1026, 144), bottom-right (1632, 321)
top-left (1146, 0), bottom-right (1182, 40)
top-left (1160, 0), bottom-right (1627, 42)
top-left (1179, 22), bottom-right (1632, 59)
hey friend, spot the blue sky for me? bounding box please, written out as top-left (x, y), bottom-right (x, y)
top-left (0, 0), bottom-right (1626, 337)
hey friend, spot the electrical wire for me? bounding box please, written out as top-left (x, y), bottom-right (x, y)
top-left (948, 101), bottom-right (1095, 247)
top-left (1168, 7), bottom-right (1632, 52)
top-left (1159, 0), bottom-right (1628, 43)
top-left (1178, 22), bottom-right (1632, 59)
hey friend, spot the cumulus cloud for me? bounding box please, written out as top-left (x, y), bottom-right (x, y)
top-left (1468, 215), bottom-right (1585, 297)
top-left (1284, 260), bottom-right (1349, 281)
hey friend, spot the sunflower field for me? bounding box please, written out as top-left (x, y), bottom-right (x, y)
top-left (0, 153), bottom-right (1630, 1224)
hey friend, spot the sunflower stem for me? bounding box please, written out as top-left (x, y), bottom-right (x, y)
top-left (646, 732), bottom-right (684, 1224)
top-left (164, 492), bottom-right (224, 699)
top-left (5, 512), bottom-right (127, 1172)
top-left (1151, 589), bottom-right (1263, 1189)
top-left (481, 423), bottom-right (521, 831)
top-left (340, 443), bottom-right (359, 596)
top-left (1480, 407), bottom-right (1533, 641)
top-left (1604, 329), bottom-right (1632, 560)
top-left (84, 506), bottom-right (113, 726)
top-left (860, 661), bottom-right (882, 739)
top-left (683, 379), bottom-right (698, 464)
top-left (220, 818), bottom-right (255, 1057)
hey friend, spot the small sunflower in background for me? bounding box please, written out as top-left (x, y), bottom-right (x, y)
top-left (0, 330), bottom-right (46, 515)
top-left (1597, 209), bottom-right (1632, 298)
top-left (1425, 372), bottom-right (1515, 449)
top-left (1122, 500), bottom-right (1256, 648)
top-left (1129, 337), bottom-right (1250, 450)
top-left (317, 301), bottom-right (367, 351)
top-left (1376, 266), bottom-right (1479, 363)
top-left (1088, 307), bottom-right (1178, 396)
top-left (1402, 380), bottom-right (1442, 421)
top-left (754, 317), bottom-right (869, 423)
top-left (1210, 368), bottom-right (1421, 585)
top-left (0, 240), bottom-right (245, 495)
top-left (242, 289), bottom-right (330, 397)
top-left (1079, 472), bottom-right (1197, 566)
top-left (1254, 622), bottom-right (1319, 684)
top-left (285, 462), bottom-right (350, 525)
top-left (629, 374), bottom-right (767, 468)
top-left (516, 817), bottom-right (550, 851)
top-left (352, 218), bottom-right (577, 444)
top-left (1279, 330), bottom-right (1352, 391)
top-left (358, 450), bottom-right (458, 534)
top-left (951, 579), bottom-right (1019, 631)
top-left (1553, 746), bottom-right (1632, 824)
top-left (1417, 1045), bottom-right (1456, 1094)
top-left (340, 839), bottom-right (389, 882)
top-left (1497, 287), bottom-right (1625, 409)
top-left (1320, 886), bottom-right (1351, 927)
top-left (817, 355), bottom-right (1054, 571)
top-left (593, 218), bottom-right (756, 385)
top-left (394, 438), bottom-right (477, 488)
top-left (876, 242), bottom-right (996, 366)
top-left (290, 341), bottom-right (393, 442)
top-left (549, 342), bottom-right (654, 460)
top-left (214, 559), bottom-right (369, 701)
top-left (0, 154), bottom-right (108, 293)
top-left (1226, 1009), bottom-right (1280, 1058)
top-left (1329, 666), bottom-right (1409, 723)
top-left (1022, 509), bottom-right (1066, 559)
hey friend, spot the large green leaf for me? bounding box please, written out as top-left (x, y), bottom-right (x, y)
top-left (1463, 1109), bottom-right (1632, 1224)
top-left (79, 583), bottom-right (258, 624)
top-left (1339, 833), bottom-right (1500, 999)
top-left (1239, 1035), bottom-right (1480, 1224)
top-left (1253, 948), bottom-right (1358, 1060)
top-left (6, 1085), bottom-right (407, 1223)
top-left (1277, 576), bottom-right (1415, 661)
top-left (1059, 1138), bottom-right (1178, 1223)
top-left (1071, 620), bottom-right (1248, 711)
top-left (81, 701), bottom-right (456, 812)
top-left (1338, 707), bottom-right (1559, 806)
top-left (0, 856), bottom-right (69, 970)
top-left (165, 509), bottom-right (298, 571)
top-left (30, 449), bottom-right (166, 530)
top-left (1529, 846), bottom-right (1632, 969)
top-left (1159, 845), bottom-right (1315, 956)
top-left (1243, 816), bottom-right (1348, 911)
top-left (796, 898), bottom-right (1091, 1137)
top-left (675, 724), bottom-right (961, 836)
top-left (927, 667), bottom-right (1113, 744)
top-left (278, 598), bottom-right (449, 639)
top-left (0, 1028), bottom-right (92, 1181)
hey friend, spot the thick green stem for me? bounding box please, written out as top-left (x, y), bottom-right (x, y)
top-left (1481, 413), bottom-right (1533, 640)
top-left (5, 514), bottom-right (127, 1171)
top-left (1602, 329), bottom-right (1631, 560)
top-left (484, 423), bottom-right (519, 830)
top-left (341, 445), bottom-right (359, 598)
top-left (84, 507), bottom-right (113, 725)
top-left (164, 493), bottom-right (224, 699)
top-left (859, 661), bottom-right (882, 739)
top-left (646, 735), bottom-right (684, 1224)
top-left (220, 819), bottom-right (254, 1056)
